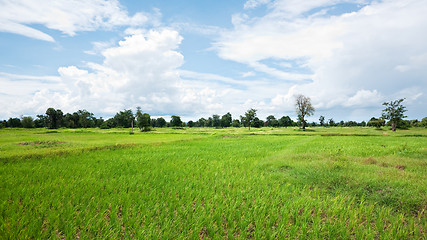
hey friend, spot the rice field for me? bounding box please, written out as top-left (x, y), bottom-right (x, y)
top-left (0, 127), bottom-right (426, 239)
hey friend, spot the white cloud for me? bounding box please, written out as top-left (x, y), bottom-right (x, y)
top-left (343, 89), bottom-right (383, 107)
top-left (0, 0), bottom-right (158, 41)
top-left (244, 0), bottom-right (271, 10)
top-left (214, 0), bottom-right (427, 118)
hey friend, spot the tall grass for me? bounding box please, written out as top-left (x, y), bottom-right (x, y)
top-left (0, 128), bottom-right (426, 238)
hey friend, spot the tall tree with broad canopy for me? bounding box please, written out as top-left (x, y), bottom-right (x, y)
top-left (221, 112), bottom-right (232, 128)
top-left (295, 94), bottom-right (315, 130)
top-left (170, 115), bottom-right (182, 127)
top-left (382, 98), bottom-right (407, 132)
top-left (136, 107), bottom-right (151, 131)
top-left (45, 108), bottom-right (63, 129)
top-left (241, 108), bottom-right (257, 130)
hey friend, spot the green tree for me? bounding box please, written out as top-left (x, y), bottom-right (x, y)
top-left (367, 117), bottom-right (385, 129)
top-left (232, 119), bottom-right (241, 127)
top-left (7, 117), bottom-right (22, 128)
top-left (266, 115), bottom-right (279, 127)
top-left (295, 94), bottom-right (315, 130)
top-left (220, 112), bottom-right (232, 128)
top-left (212, 114), bottom-right (221, 128)
top-left (113, 109), bottom-right (134, 128)
top-left (170, 115), bottom-right (182, 127)
top-left (328, 118), bottom-right (335, 127)
top-left (319, 116), bottom-right (325, 126)
top-left (45, 108), bottom-right (63, 129)
top-left (197, 118), bottom-right (207, 127)
top-left (21, 116), bottom-right (34, 128)
top-left (419, 117), bottom-right (427, 127)
top-left (156, 117), bottom-right (167, 128)
top-left (187, 120), bottom-right (195, 127)
top-left (279, 116), bottom-right (293, 127)
top-left (140, 113), bottom-right (151, 131)
top-left (382, 98), bottom-right (407, 131)
top-left (241, 108), bottom-right (257, 130)
top-left (34, 115), bottom-right (47, 128)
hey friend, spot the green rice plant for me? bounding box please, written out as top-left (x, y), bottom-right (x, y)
top-left (0, 127), bottom-right (426, 238)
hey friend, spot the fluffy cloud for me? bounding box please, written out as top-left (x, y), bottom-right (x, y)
top-left (0, 0), bottom-right (158, 42)
top-left (215, 0), bottom-right (427, 118)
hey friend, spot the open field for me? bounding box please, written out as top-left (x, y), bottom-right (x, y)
top-left (1, 127), bottom-right (426, 239)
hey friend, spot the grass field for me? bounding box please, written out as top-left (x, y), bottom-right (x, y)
top-left (1, 127), bottom-right (426, 239)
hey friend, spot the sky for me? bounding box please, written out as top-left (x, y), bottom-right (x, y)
top-left (0, 0), bottom-right (426, 122)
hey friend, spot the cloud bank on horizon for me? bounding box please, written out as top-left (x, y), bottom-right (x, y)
top-left (0, 0), bottom-right (425, 121)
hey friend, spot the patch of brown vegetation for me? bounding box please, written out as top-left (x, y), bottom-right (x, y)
top-left (18, 141), bottom-right (65, 146)
top-left (363, 157), bottom-right (377, 165)
top-left (395, 165), bottom-right (406, 170)
top-left (222, 136), bottom-right (241, 139)
top-left (246, 223), bottom-right (255, 239)
top-left (199, 226), bottom-right (207, 239)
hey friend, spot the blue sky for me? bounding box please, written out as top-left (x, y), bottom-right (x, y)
top-left (0, 0), bottom-right (426, 122)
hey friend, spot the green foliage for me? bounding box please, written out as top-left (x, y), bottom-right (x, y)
top-left (45, 108), bottom-right (63, 129)
top-left (266, 115), bottom-right (279, 127)
top-left (7, 117), bottom-right (22, 128)
top-left (419, 117), bottom-right (427, 127)
top-left (220, 112), bottom-right (232, 128)
top-left (241, 108), bottom-right (257, 130)
top-left (367, 117), bottom-right (385, 129)
top-left (113, 109), bottom-right (134, 128)
top-left (382, 98), bottom-right (407, 131)
top-left (232, 119), bottom-right (241, 127)
top-left (212, 114), bottom-right (221, 128)
top-left (155, 117), bottom-right (167, 128)
top-left (170, 115), bottom-right (182, 127)
top-left (135, 107), bottom-right (150, 131)
top-left (279, 116), bottom-right (293, 127)
top-left (319, 115), bottom-right (325, 126)
top-left (21, 116), bottom-right (34, 128)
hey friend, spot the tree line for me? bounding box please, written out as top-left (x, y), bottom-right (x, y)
top-left (1, 96), bottom-right (426, 130)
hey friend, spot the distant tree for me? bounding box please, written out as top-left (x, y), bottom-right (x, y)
top-left (319, 116), bottom-right (325, 126)
top-left (367, 117), bottom-right (385, 129)
top-left (139, 113), bottom-right (151, 131)
top-left (206, 117), bottom-right (213, 127)
top-left (77, 110), bottom-right (95, 128)
top-left (360, 121), bottom-right (367, 127)
top-left (382, 98), bottom-right (407, 132)
top-left (156, 117), bottom-right (167, 128)
top-left (34, 115), bottom-right (47, 128)
top-left (295, 94), bottom-right (315, 130)
top-left (197, 118), bottom-right (207, 127)
top-left (170, 115), bottom-right (182, 127)
top-left (252, 117), bottom-right (264, 128)
top-left (419, 117), bottom-right (427, 127)
top-left (212, 114), bottom-right (221, 128)
top-left (187, 120), bottom-right (195, 127)
top-left (45, 108), bottom-right (63, 129)
top-left (21, 116), bottom-right (34, 128)
top-left (114, 109), bottom-right (134, 128)
top-left (279, 116), bottom-right (293, 127)
top-left (95, 117), bottom-right (104, 128)
top-left (232, 119), bottom-right (241, 127)
top-left (221, 112), bottom-right (232, 128)
top-left (328, 118), bottom-right (335, 127)
top-left (135, 107), bottom-right (144, 130)
top-left (241, 108), bottom-right (257, 130)
top-left (7, 117), bottom-right (22, 128)
top-left (266, 115), bottom-right (279, 127)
